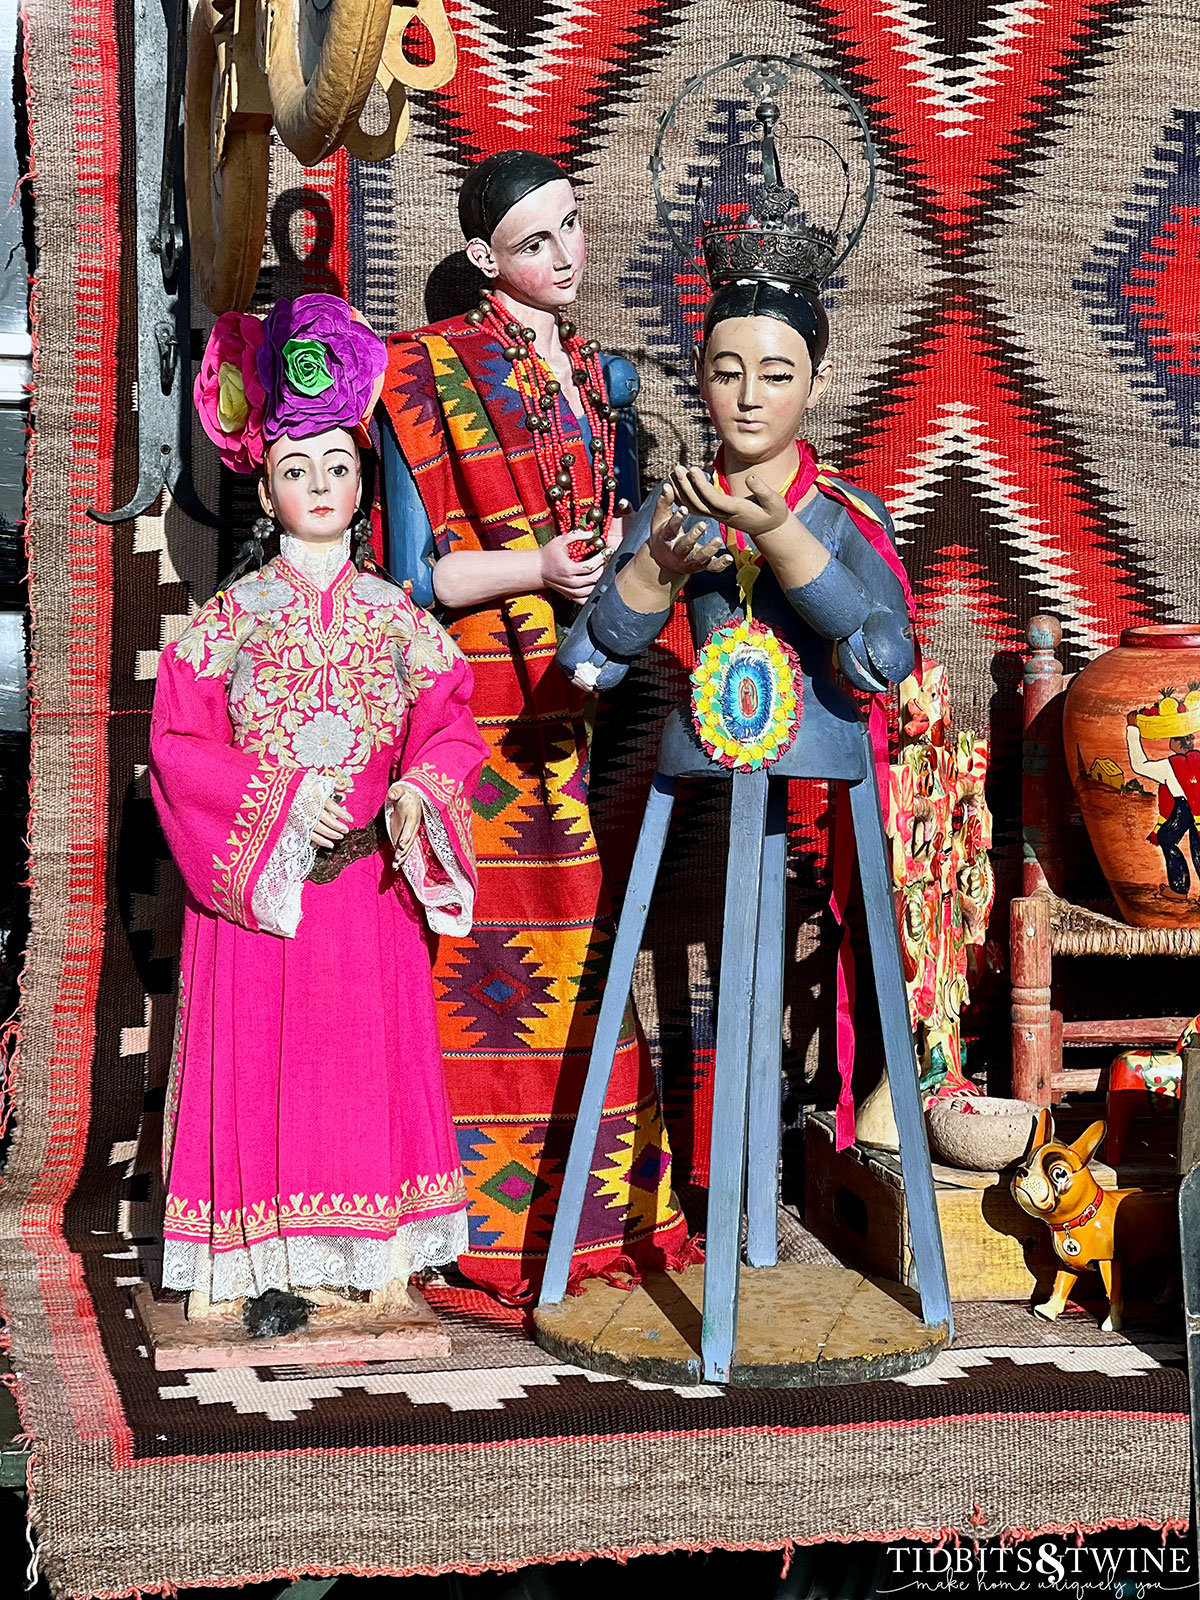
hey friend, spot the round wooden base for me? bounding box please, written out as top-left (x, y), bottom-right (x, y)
top-left (532, 1262), bottom-right (949, 1387)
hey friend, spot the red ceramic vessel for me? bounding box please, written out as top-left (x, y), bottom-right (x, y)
top-left (1063, 624), bottom-right (1200, 928)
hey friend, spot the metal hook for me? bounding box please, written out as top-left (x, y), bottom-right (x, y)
top-left (89, 0), bottom-right (217, 528)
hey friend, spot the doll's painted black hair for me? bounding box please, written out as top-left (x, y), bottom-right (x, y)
top-left (701, 278), bottom-right (829, 372)
top-left (458, 150), bottom-right (572, 242)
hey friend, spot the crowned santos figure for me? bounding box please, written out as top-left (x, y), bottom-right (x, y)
top-left (378, 152), bottom-right (688, 1301)
top-left (539, 61), bottom-right (951, 1385)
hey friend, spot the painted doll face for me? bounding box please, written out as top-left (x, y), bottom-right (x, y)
top-left (466, 179), bottom-right (584, 310)
top-left (259, 427), bottom-right (362, 544)
top-left (697, 316), bottom-right (832, 467)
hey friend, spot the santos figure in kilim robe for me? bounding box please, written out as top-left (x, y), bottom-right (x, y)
top-left (379, 151), bottom-right (688, 1300)
top-left (150, 296), bottom-right (485, 1331)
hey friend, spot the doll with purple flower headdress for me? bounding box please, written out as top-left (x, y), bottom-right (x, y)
top-left (149, 294), bottom-right (486, 1337)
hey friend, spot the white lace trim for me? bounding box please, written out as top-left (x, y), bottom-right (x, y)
top-left (251, 769), bottom-right (336, 938)
top-left (390, 782), bottom-right (475, 937)
top-left (162, 1209), bottom-right (469, 1298)
top-left (279, 531), bottom-right (352, 592)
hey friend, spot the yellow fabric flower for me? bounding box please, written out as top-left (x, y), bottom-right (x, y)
top-left (216, 361), bottom-right (249, 434)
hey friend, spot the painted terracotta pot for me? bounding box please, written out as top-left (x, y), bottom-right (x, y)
top-left (1063, 625), bottom-right (1200, 927)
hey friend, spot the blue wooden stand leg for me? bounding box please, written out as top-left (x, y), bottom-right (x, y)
top-left (847, 760), bottom-right (954, 1338)
top-left (746, 778), bottom-right (788, 1268)
top-left (539, 773), bottom-right (676, 1307)
top-left (702, 769), bottom-right (769, 1383)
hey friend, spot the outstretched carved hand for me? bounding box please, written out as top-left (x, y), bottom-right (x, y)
top-left (647, 483), bottom-right (731, 578)
top-left (669, 464), bottom-right (791, 544)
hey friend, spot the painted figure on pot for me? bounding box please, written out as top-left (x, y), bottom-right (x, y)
top-left (1064, 625), bottom-right (1200, 927)
top-left (378, 151), bottom-right (687, 1301)
top-left (150, 294), bottom-right (485, 1338)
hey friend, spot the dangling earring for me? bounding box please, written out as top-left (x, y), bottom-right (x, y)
top-left (218, 515), bottom-right (274, 592)
top-left (350, 506), bottom-right (375, 574)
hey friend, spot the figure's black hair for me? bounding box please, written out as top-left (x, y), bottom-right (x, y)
top-left (458, 150), bottom-right (572, 242)
top-left (701, 278), bottom-right (829, 370)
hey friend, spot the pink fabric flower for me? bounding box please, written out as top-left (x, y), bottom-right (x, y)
top-left (194, 313), bottom-right (268, 473)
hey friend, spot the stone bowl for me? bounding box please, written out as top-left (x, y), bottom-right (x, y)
top-left (927, 1095), bottom-right (1040, 1173)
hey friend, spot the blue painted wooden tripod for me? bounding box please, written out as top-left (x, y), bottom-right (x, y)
top-left (538, 735), bottom-right (953, 1385)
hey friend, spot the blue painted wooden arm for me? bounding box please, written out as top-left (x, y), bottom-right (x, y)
top-left (785, 488), bottom-right (915, 693)
top-left (379, 415), bottom-right (437, 610)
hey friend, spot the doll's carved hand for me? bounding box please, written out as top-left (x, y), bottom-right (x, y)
top-left (310, 795), bottom-right (354, 850)
top-left (670, 465), bottom-right (790, 543)
top-left (648, 483), bottom-right (730, 578)
top-left (540, 533), bottom-right (606, 602)
top-left (386, 784), bottom-right (423, 864)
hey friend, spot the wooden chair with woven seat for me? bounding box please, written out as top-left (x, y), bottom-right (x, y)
top-left (1010, 615), bottom-right (1200, 1108)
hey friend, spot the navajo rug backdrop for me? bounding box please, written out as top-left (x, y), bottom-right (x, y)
top-left (4, 0), bottom-right (1197, 1594)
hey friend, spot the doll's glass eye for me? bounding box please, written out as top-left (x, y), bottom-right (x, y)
top-left (329, 464), bottom-right (348, 478)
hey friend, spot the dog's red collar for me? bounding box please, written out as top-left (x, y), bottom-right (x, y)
top-left (1047, 1182), bottom-right (1103, 1232)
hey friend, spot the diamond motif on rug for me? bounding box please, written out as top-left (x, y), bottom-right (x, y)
top-left (465, 966), bottom-right (533, 1016)
top-left (472, 764), bottom-right (521, 823)
top-left (478, 1159), bottom-right (550, 1216)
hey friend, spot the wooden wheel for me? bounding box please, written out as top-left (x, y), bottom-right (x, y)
top-left (263, 0), bottom-right (394, 167)
top-left (185, 2), bottom-right (270, 314)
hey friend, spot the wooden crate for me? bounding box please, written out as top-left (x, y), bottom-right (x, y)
top-left (804, 1111), bottom-right (1075, 1302)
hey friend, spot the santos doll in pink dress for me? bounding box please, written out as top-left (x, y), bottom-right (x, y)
top-left (150, 294), bottom-right (485, 1335)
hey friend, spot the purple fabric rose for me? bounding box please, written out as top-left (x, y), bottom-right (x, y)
top-left (256, 294), bottom-right (388, 443)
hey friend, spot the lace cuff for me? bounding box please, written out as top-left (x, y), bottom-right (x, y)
top-left (388, 781), bottom-right (475, 937)
top-left (251, 770), bottom-right (337, 937)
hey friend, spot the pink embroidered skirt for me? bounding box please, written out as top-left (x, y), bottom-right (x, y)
top-left (162, 849), bottom-right (468, 1302)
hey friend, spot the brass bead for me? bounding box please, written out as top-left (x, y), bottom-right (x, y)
top-left (503, 345), bottom-right (520, 361)
top-left (573, 370), bottom-right (587, 386)
top-left (585, 507), bottom-right (601, 527)
top-left (560, 320), bottom-right (575, 338)
top-left (523, 327), bottom-right (536, 341)
top-left (505, 321), bottom-right (522, 337)
top-left (605, 476), bottom-right (617, 492)
top-left (516, 344), bottom-right (529, 360)
top-left (465, 309), bottom-right (483, 326)
top-left (561, 451), bottom-right (575, 467)
top-left (555, 470), bottom-right (572, 489)
top-left (547, 485), bottom-right (565, 502)
top-left (545, 378), bottom-right (561, 396)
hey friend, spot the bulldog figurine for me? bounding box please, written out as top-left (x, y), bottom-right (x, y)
top-left (1011, 1110), bottom-right (1173, 1331)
